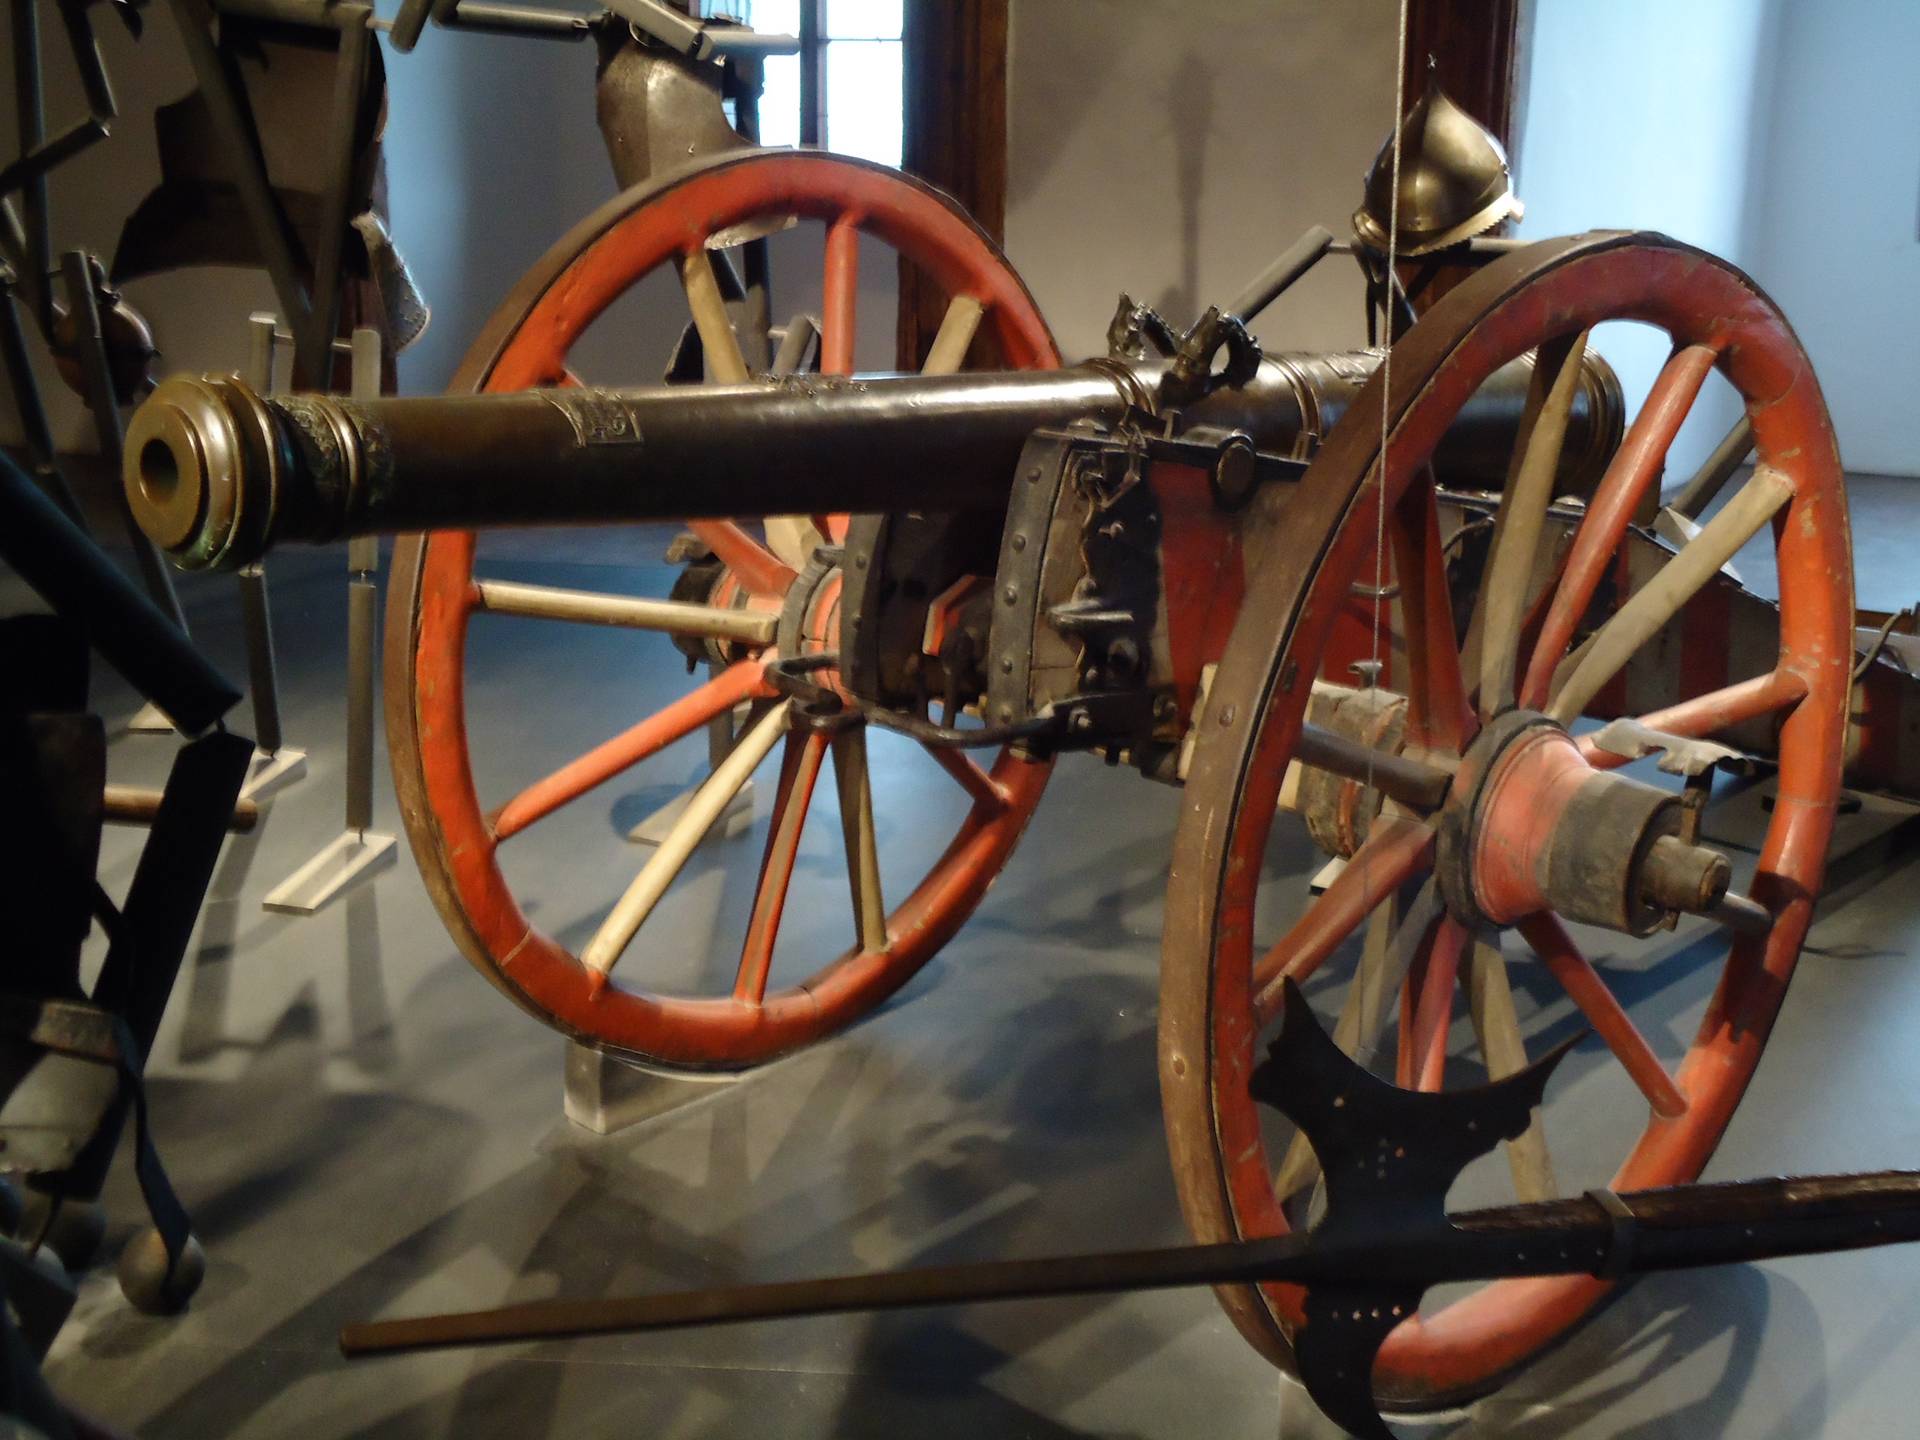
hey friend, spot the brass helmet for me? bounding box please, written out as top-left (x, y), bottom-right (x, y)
top-left (1353, 68), bottom-right (1522, 256)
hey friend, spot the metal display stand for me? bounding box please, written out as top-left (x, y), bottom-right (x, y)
top-left (262, 328), bottom-right (397, 913)
top-left (236, 314), bottom-right (308, 800)
top-left (57, 251), bottom-right (194, 733)
top-left (562, 1042), bottom-right (746, 1135)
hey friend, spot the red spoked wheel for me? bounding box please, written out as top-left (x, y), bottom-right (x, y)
top-left (387, 151), bottom-right (1059, 1068)
top-left (1161, 233), bottom-right (1851, 1408)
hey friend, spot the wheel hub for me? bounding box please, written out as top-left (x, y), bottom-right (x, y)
top-left (775, 547), bottom-right (849, 695)
top-left (1436, 709), bottom-right (1732, 935)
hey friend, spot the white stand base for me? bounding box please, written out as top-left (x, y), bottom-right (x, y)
top-left (125, 702), bottom-right (176, 734)
top-left (263, 829), bottom-right (397, 915)
top-left (240, 747), bottom-right (308, 803)
top-left (562, 1041), bottom-right (743, 1134)
top-left (626, 778), bottom-right (756, 845)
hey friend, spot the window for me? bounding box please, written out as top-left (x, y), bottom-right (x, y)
top-left (705, 0), bottom-right (904, 168)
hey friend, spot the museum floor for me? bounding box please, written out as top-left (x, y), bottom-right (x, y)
top-left (34, 475), bottom-right (1920, 1439)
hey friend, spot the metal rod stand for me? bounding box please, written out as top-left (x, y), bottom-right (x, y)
top-left (56, 252), bottom-right (192, 733)
top-left (263, 328), bottom-right (395, 913)
top-left (236, 314), bottom-right (307, 800)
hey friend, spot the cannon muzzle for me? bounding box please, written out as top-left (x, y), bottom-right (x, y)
top-left (126, 352), bottom-right (1622, 571)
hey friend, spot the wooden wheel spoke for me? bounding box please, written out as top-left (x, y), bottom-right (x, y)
top-left (923, 743), bottom-right (1009, 809)
top-left (679, 248), bottom-right (752, 384)
top-left (689, 520), bottom-right (796, 601)
top-left (763, 515), bottom-right (828, 570)
top-left (1475, 332), bottom-right (1589, 719)
top-left (583, 700), bottom-right (792, 989)
top-left (733, 728), bottom-right (830, 1004)
top-left (1252, 816), bottom-right (1435, 1022)
top-left (1273, 885), bottom-right (1437, 1202)
top-left (1465, 933), bottom-right (1557, 1199)
top-left (1410, 917), bottom-right (1469, 1091)
top-left (1517, 912), bottom-right (1687, 1118)
top-left (821, 215), bottom-right (860, 376)
top-left (810, 215), bottom-right (865, 549)
top-left (1391, 479), bottom-right (1474, 751)
top-left (1520, 344), bottom-right (1721, 710)
top-left (492, 658), bottom-right (774, 841)
top-left (832, 726), bottom-right (888, 953)
top-left (1547, 466), bottom-right (1794, 725)
top-left (473, 579), bottom-right (777, 645)
top-left (1578, 667), bottom-right (1809, 771)
top-left (684, 246), bottom-right (824, 568)
top-left (921, 294), bottom-right (985, 376)
top-left (772, 313), bottom-right (819, 376)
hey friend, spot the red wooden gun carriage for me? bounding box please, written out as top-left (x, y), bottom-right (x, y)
top-left (119, 98), bottom-right (1897, 1415)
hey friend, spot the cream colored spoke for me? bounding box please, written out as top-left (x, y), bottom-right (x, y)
top-left (763, 516), bottom-right (827, 571)
top-left (582, 700), bottom-right (791, 987)
top-left (921, 295), bottom-right (985, 375)
top-left (473, 579), bottom-right (777, 646)
top-left (772, 313), bottom-right (818, 376)
top-left (1548, 466), bottom-right (1794, 724)
top-left (1465, 932), bottom-right (1556, 1201)
top-left (1273, 890), bottom-right (1422, 1204)
top-left (831, 726), bottom-right (888, 952)
top-left (1475, 332), bottom-right (1589, 718)
top-left (682, 250), bottom-right (820, 572)
top-left (679, 249), bottom-right (752, 384)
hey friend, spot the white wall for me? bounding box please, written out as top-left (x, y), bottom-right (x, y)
top-left (1744, 0), bottom-right (1920, 478)
top-left (1004, 0), bottom-right (1396, 363)
top-left (1516, 0), bottom-right (1783, 477)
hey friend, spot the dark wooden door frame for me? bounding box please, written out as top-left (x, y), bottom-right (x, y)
top-left (896, 0), bottom-right (1008, 369)
top-left (1404, 0), bottom-right (1523, 155)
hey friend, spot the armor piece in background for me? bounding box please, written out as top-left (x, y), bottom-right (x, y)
top-left (1353, 68), bottom-right (1522, 256)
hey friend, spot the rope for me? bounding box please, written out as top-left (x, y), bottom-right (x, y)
top-left (1363, 0), bottom-right (1412, 896)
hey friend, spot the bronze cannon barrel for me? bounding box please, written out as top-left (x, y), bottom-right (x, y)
top-left (125, 350), bottom-right (1621, 571)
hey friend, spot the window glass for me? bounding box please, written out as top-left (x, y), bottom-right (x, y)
top-left (756, 54), bottom-right (802, 148)
top-left (731, 0), bottom-right (798, 31)
top-left (700, 0), bottom-right (903, 167)
top-left (825, 39), bottom-right (902, 167)
top-left (826, 0), bottom-right (901, 39)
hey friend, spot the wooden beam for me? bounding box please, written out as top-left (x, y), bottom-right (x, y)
top-left (897, 0), bottom-right (1009, 370)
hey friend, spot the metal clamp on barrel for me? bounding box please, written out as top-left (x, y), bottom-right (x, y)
top-left (1585, 1187), bottom-right (1640, 1280)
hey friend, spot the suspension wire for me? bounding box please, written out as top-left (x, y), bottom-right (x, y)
top-left (1363, 0), bottom-right (1412, 892)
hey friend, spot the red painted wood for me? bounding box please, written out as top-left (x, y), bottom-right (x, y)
top-left (1250, 817), bottom-right (1434, 1024)
top-left (1177, 238), bottom-right (1851, 1405)
top-left (1517, 911), bottom-right (1687, 1118)
top-left (404, 152), bottom-right (1061, 1066)
top-left (1520, 344), bottom-right (1719, 710)
top-left (1150, 462), bottom-right (1246, 721)
top-left (734, 729), bottom-right (830, 1003)
top-left (1577, 668), bottom-right (1808, 771)
top-left (1392, 479), bottom-right (1474, 750)
top-left (490, 657), bottom-right (774, 842)
top-left (1412, 917), bottom-right (1468, 1092)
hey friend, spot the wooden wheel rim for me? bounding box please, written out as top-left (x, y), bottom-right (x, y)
top-left (1160, 233), bottom-right (1852, 1406)
top-left (387, 151), bottom-right (1059, 1068)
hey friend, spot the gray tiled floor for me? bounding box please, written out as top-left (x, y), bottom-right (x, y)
top-left (26, 474), bottom-right (1920, 1438)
